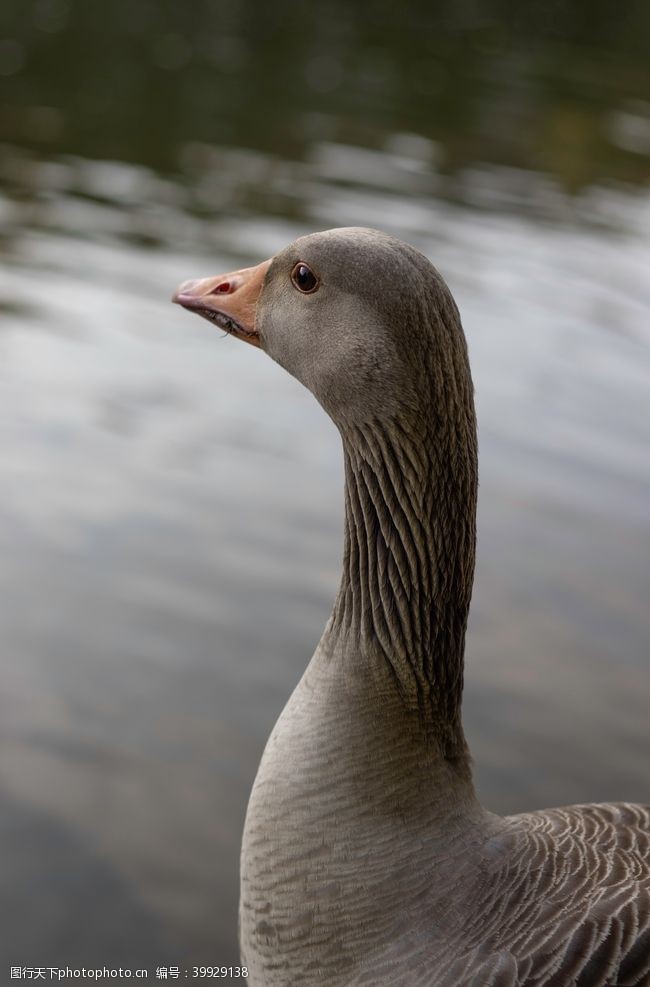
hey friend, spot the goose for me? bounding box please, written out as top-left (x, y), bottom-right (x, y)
top-left (173, 227), bottom-right (650, 986)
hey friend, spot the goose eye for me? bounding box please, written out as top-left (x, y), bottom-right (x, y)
top-left (291, 262), bottom-right (319, 294)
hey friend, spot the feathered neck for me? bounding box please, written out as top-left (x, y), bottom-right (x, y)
top-left (326, 402), bottom-right (478, 759)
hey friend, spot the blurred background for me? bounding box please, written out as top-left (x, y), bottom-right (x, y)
top-left (1, 0), bottom-right (649, 972)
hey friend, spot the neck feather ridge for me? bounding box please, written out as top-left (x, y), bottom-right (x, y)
top-left (327, 412), bottom-right (477, 755)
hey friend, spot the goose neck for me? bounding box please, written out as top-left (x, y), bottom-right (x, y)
top-left (326, 414), bottom-right (477, 756)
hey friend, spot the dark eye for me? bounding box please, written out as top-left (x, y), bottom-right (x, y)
top-left (291, 262), bottom-right (319, 294)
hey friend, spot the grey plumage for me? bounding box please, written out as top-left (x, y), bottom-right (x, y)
top-left (176, 227), bottom-right (650, 985)
top-left (438, 803), bottom-right (650, 986)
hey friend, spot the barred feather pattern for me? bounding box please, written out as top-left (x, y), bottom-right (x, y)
top-left (438, 802), bottom-right (650, 987)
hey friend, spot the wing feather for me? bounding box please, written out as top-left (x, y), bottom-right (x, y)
top-left (444, 803), bottom-right (650, 986)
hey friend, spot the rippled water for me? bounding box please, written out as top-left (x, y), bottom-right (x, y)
top-left (1, 4), bottom-right (650, 967)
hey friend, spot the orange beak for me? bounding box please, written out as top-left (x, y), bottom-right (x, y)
top-left (172, 258), bottom-right (271, 348)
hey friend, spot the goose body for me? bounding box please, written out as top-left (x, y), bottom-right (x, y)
top-left (174, 228), bottom-right (650, 986)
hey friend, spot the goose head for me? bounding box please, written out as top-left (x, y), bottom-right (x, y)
top-left (173, 227), bottom-right (470, 430)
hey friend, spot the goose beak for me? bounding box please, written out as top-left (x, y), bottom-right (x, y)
top-left (172, 258), bottom-right (271, 348)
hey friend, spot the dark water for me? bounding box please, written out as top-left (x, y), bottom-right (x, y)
top-left (1, 1), bottom-right (649, 973)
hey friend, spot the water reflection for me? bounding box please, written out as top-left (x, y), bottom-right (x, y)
top-left (2, 2), bottom-right (650, 186)
top-left (1, 0), bottom-right (649, 970)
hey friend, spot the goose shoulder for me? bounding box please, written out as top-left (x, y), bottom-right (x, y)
top-left (437, 801), bottom-right (650, 986)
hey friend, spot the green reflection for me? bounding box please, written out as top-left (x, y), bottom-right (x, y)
top-left (0, 0), bottom-right (648, 192)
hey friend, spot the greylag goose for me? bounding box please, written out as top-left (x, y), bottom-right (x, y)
top-left (173, 228), bottom-right (650, 986)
